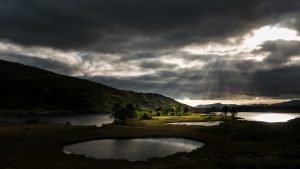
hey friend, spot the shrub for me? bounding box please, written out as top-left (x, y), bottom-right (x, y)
top-left (141, 112), bottom-right (152, 120)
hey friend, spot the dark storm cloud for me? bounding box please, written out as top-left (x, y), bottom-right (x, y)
top-left (118, 52), bottom-right (161, 62)
top-left (87, 58), bottom-right (300, 100)
top-left (1, 0), bottom-right (300, 101)
top-left (0, 52), bottom-right (81, 75)
top-left (280, 12), bottom-right (300, 32)
top-left (251, 65), bottom-right (300, 98)
top-left (87, 60), bottom-right (255, 100)
top-left (139, 61), bottom-right (177, 70)
top-left (0, 0), bottom-right (299, 51)
top-left (259, 40), bottom-right (300, 65)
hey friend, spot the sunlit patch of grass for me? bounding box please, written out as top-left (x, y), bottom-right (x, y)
top-left (125, 113), bottom-right (228, 126)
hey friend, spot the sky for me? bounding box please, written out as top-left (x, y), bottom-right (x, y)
top-left (1, 0), bottom-right (300, 106)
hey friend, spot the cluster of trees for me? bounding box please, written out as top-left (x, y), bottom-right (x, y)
top-left (111, 103), bottom-right (190, 122)
top-left (112, 103), bottom-right (152, 123)
top-left (221, 106), bottom-right (238, 118)
top-left (155, 104), bottom-right (190, 116)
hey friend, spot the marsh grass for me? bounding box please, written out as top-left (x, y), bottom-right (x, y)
top-left (125, 114), bottom-right (231, 126)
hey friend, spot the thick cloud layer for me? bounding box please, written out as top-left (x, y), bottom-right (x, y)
top-left (1, 0), bottom-right (300, 102)
top-left (260, 40), bottom-right (300, 65)
top-left (0, 0), bottom-right (299, 50)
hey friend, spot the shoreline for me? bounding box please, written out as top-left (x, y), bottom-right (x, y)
top-left (0, 118), bottom-right (299, 169)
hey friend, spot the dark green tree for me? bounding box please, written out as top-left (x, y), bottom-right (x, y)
top-left (111, 103), bottom-right (137, 123)
top-left (126, 104), bottom-right (137, 118)
top-left (176, 105), bottom-right (183, 116)
top-left (155, 106), bottom-right (163, 116)
top-left (112, 103), bottom-right (122, 113)
top-left (183, 106), bottom-right (190, 114)
top-left (222, 106), bottom-right (229, 119)
top-left (167, 104), bottom-right (176, 115)
top-left (141, 112), bottom-right (152, 120)
top-left (112, 107), bottom-right (127, 123)
top-left (126, 104), bottom-right (134, 111)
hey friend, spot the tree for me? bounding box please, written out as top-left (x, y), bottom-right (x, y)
top-left (111, 103), bottom-right (137, 123)
top-left (167, 104), bottom-right (176, 115)
top-left (222, 106), bottom-right (229, 119)
top-left (112, 103), bottom-right (122, 113)
top-left (155, 107), bottom-right (163, 112)
top-left (176, 105), bottom-right (183, 116)
top-left (155, 107), bottom-right (163, 116)
top-left (183, 106), bottom-right (190, 114)
top-left (141, 112), bottom-right (152, 120)
top-left (112, 107), bottom-right (128, 123)
top-left (230, 108), bottom-right (238, 118)
top-left (126, 104), bottom-right (137, 118)
top-left (126, 103), bottom-right (134, 111)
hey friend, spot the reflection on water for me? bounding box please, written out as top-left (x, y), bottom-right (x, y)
top-left (237, 112), bottom-right (300, 123)
top-left (0, 114), bottom-right (113, 127)
top-left (63, 138), bottom-right (204, 161)
top-left (167, 121), bottom-right (222, 126)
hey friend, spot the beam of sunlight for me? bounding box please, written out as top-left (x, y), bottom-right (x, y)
top-left (193, 60), bottom-right (221, 100)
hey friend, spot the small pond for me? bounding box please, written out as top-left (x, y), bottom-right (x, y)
top-left (167, 121), bottom-right (223, 126)
top-left (63, 138), bottom-right (204, 161)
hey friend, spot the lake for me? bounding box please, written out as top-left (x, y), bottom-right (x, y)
top-left (0, 114), bottom-right (113, 127)
top-left (63, 138), bottom-right (204, 161)
top-left (237, 112), bottom-right (300, 122)
top-left (167, 121), bottom-right (223, 126)
top-left (1, 112), bottom-right (299, 126)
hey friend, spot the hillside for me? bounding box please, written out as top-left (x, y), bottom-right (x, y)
top-left (0, 60), bottom-right (189, 115)
top-left (197, 100), bottom-right (300, 113)
top-left (273, 100), bottom-right (300, 107)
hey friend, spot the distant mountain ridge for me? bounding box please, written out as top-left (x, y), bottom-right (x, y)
top-left (196, 103), bottom-right (239, 109)
top-left (0, 60), bottom-right (190, 115)
top-left (197, 100), bottom-right (300, 112)
top-left (272, 100), bottom-right (300, 107)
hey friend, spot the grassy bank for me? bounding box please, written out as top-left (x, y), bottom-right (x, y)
top-left (125, 114), bottom-right (232, 126)
top-left (1, 118), bottom-right (300, 169)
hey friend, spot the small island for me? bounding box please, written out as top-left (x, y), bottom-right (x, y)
top-left (111, 103), bottom-right (239, 126)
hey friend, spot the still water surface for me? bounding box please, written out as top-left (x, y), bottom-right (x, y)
top-left (0, 114), bottom-right (113, 127)
top-left (167, 121), bottom-right (223, 126)
top-left (1, 112), bottom-right (299, 126)
top-left (63, 138), bottom-right (204, 161)
top-left (237, 112), bottom-right (300, 122)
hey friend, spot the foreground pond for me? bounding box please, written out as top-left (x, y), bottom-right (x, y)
top-left (167, 121), bottom-right (223, 126)
top-left (237, 112), bottom-right (300, 122)
top-left (0, 114), bottom-right (113, 127)
top-left (63, 138), bottom-right (204, 161)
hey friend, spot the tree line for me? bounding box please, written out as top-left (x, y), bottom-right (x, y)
top-left (112, 103), bottom-right (190, 123)
top-left (221, 106), bottom-right (238, 118)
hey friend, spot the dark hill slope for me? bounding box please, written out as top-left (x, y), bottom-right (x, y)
top-left (0, 60), bottom-right (188, 114)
